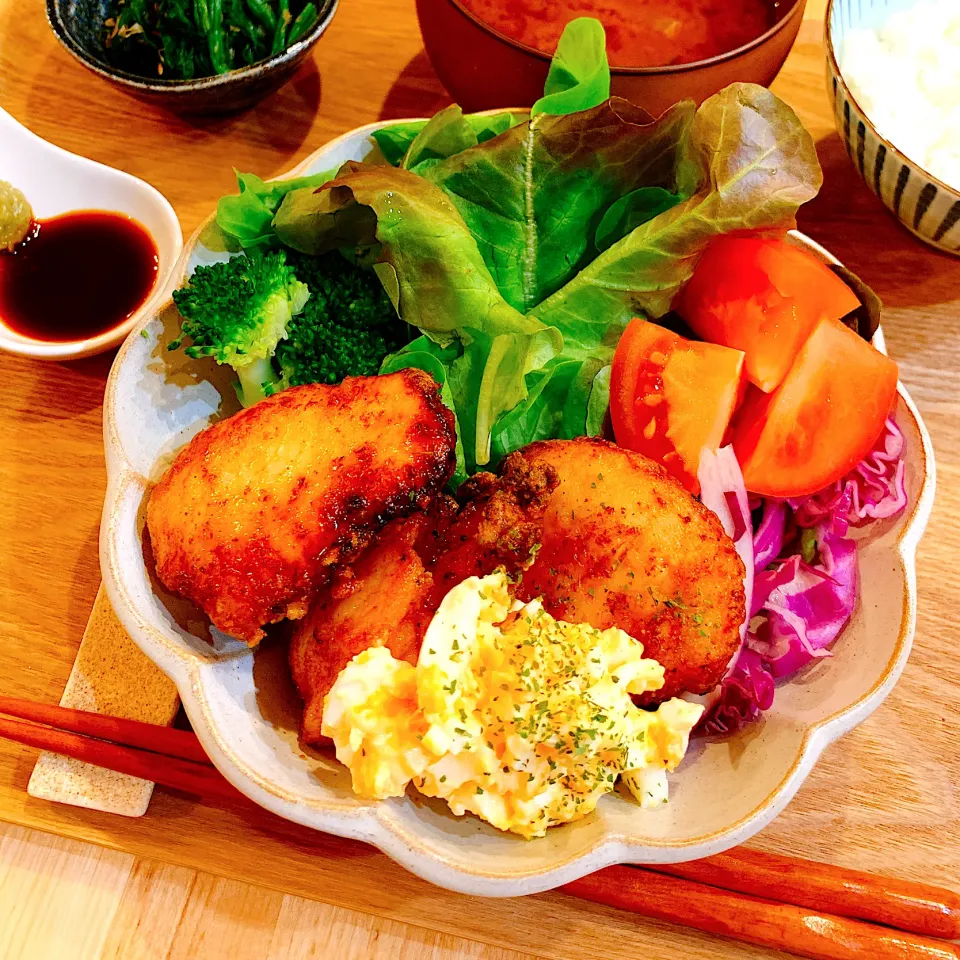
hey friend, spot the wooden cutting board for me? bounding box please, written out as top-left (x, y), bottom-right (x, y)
top-left (1, 3), bottom-right (959, 958)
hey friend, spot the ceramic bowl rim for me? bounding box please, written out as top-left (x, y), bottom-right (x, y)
top-left (99, 115), bottom-right (936, 896)
top-left (824, 0), bottom-right (960, 201)
top-left (439, 0), bottom-right (806, 76)
top-left (45, 0), bottom-right (339, 95)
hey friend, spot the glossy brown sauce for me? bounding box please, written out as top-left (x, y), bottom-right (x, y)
top-left (0, 211), bottom-right (158, 343)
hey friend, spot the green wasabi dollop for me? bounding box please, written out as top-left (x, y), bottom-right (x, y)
top-left (0, 180), bottom-right (32, 251)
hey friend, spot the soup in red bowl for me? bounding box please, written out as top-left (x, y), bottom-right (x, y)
top-left (416, 0), bottom-right (806, 114)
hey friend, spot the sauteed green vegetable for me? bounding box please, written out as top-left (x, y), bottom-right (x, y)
top-left (104, 0), bottom-right (319, 79)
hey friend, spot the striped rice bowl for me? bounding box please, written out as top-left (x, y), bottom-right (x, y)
top-left (825, 0), bottom-right (960, 256)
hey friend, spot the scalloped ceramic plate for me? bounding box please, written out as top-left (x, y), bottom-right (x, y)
top-left (100, 117), bottom-right (935, 897)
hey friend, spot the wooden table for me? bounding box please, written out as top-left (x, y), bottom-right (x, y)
top-left (2, 1), bottom-right (959, 957)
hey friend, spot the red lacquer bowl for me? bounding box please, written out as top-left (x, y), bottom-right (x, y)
top-left (416, 0), bottom-right (807, 115)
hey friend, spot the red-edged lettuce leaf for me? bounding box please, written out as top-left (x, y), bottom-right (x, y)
top-left (422, 97), bottom-right (697, 314)
top-left (273, 162), bottom-right (543, 338)
top-left (530, 84), bottom-right (823, 336)
top-left (272, 162), bottom-right (561, 468)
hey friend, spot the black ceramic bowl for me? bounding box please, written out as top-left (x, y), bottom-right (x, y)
top-left (47, 0), bottom-right (339, 115)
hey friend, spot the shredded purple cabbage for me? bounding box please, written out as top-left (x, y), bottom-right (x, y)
top-left (700, 647), bottom-right (775, 734)
top-left (698, 417), bottom-right (907, 735)
top-left (787, 417), bottom-right (908, 536)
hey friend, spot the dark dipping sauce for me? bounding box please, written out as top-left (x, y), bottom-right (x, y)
top-left (0, 211), bottom-right (158, 343)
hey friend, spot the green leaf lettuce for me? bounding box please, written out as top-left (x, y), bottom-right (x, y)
top-left (422, 98), bottom-right (697, 314)
top-left (531, 16), bottom-right (610, 118)
top-left (216, 18), bottom-right (822, 479)
top-left (268, 80), bottom-right (821, 473)
top-left (216, 169), bottom-right (338, 249)
top-left (273, 162), bottom-right (562, 468)
top-left (371, 110), bottom-right (523, 167)
top-left (531, 83), bottom-right (823, 335)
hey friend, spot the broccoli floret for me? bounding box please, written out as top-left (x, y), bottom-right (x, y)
top-left (170, 248), bottom-right (410, 403)
top-left (275, 251), bottom-right (409, 388)
top-left (171, 250), bottom-right (309, 407)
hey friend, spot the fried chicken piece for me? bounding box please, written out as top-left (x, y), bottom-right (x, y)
top-left (289, 500), bottom-right (455, 745)
top-left (425, 455), bottom-right (559, 607)
top-left (146, 370), bottom-right (457, 644)
top-left (509, 438), bottom-right (745, 701)
top-left (290, 456), bottom-right (558, 745)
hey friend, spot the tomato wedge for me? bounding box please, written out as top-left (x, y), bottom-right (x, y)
top-left (732, 317), bottom-right (898, 497)
top-left (678, 236), bottom-right (861, 393)
top-left (610, 318), bottom-right (745, 493)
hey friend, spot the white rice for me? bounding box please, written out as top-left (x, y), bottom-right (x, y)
top-left (841, 0), bottom-right (960, 189)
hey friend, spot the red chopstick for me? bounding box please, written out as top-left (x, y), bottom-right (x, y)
top-left (649, 849), bottom-right (960, 941)
top-left (0, 696), bottom-right (210, 764)
top-left (2, 698), bottom-right (958, 960)
top-left (563, 868), bottom-right (960, 960)
top-left (0, 698), bottom-right (244, 805)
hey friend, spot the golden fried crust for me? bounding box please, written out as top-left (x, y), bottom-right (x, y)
top-left (290, 507), bottom-right (450, 745)
top-left (427, 456), bottom-right (558, 606)
top-left (146, 370), bottom-right (457, 644)
top-left (510, 438), bottom-right (745, 701)
top-left (289, 461), bottom-right (558, 747)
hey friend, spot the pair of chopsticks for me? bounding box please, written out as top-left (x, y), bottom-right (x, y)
top-left (0, 695), bottom-right (244, 804)
top-left (2, 696), bottom-right (958, 960)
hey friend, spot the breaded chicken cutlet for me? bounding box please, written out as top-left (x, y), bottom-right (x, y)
top-left (146, 369), bottom-right (457, 644)
top-left (289, 437), bottom-right (744, 741)
top-left (510, 438), bottom-right (745, 701)
top-left (289, 456), bottom-right (559, 745)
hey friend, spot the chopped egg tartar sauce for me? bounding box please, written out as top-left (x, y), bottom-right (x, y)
top-left (322, 571), bottom-right (703, 839)
top-left (841, 0), bottom-right (960, 189)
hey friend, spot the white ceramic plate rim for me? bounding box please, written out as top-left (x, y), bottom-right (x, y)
top-left (100, 116), bottom-right (936, 896)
